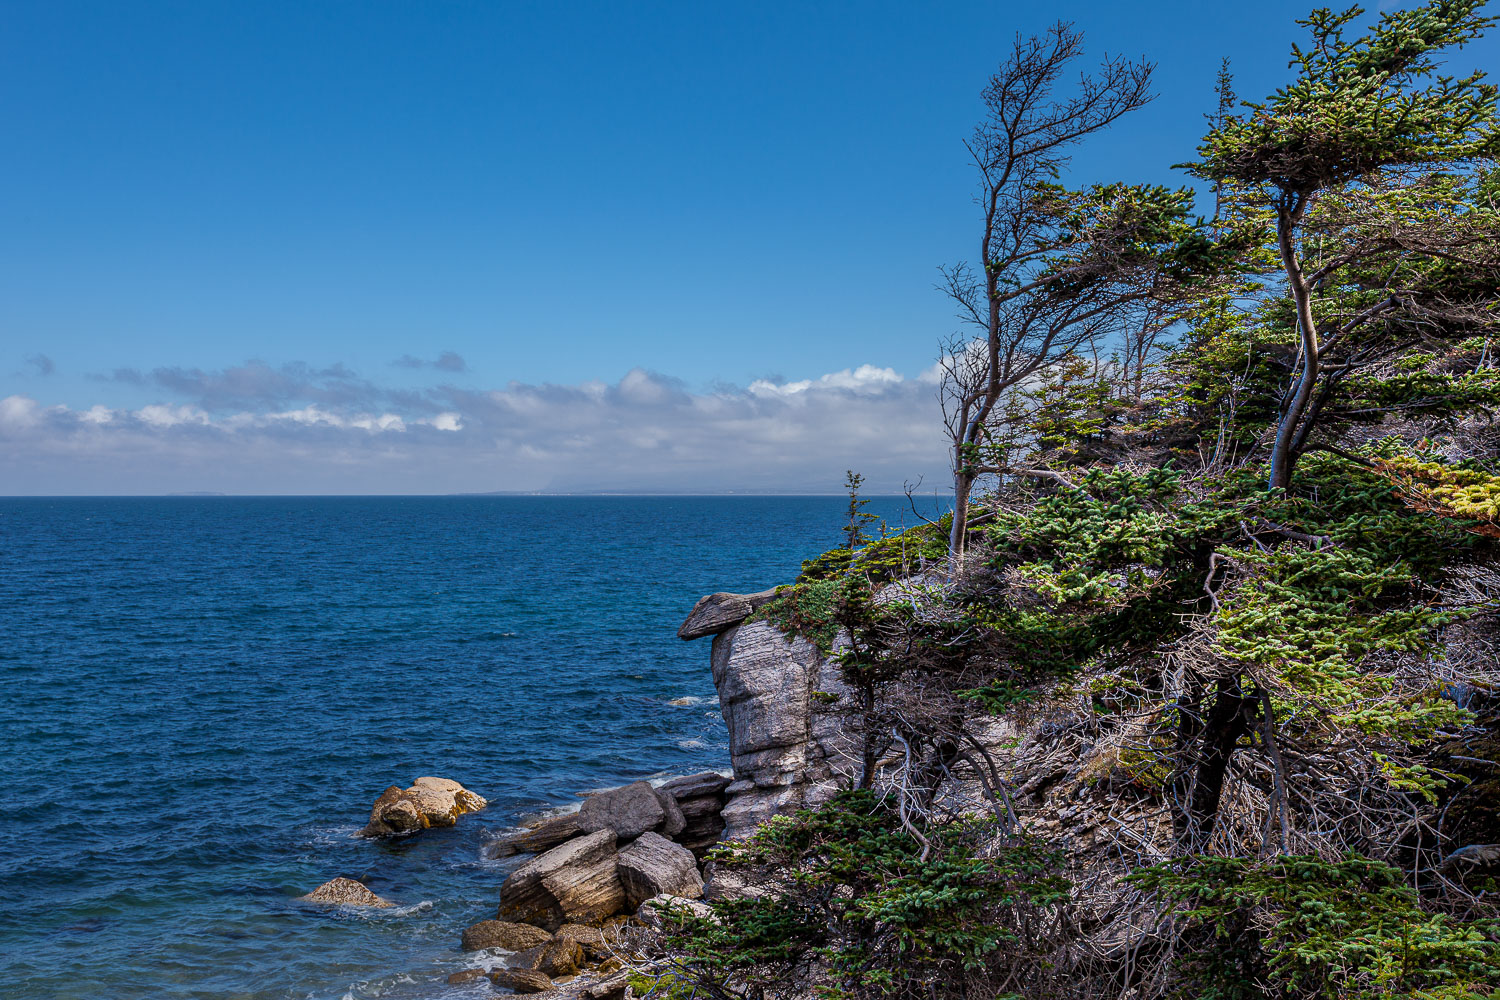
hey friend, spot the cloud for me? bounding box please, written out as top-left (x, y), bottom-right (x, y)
top-left (393, 351), bottom-right (468, 373)
top-left (24, 354), bottom-right (55, 376)
top-left (0, 363), bottom-right (950, 495)
top-left (748, 364), bottom-right (903, 397)
top-left (94, 359), bottom-right (434, 416)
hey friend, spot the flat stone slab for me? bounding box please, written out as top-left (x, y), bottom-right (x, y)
top-left (678, 588), bottom-right (779, 640)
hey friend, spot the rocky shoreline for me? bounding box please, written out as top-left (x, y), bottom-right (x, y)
top-left (303, 582), bottom-right (994, 998)
top-left (297, 587), bottom-right (792, 998)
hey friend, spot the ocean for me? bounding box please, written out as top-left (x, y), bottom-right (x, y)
top-left (0, 495), bottom-right (926, 1000)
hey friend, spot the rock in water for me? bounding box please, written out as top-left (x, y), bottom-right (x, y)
top-left (616, 831), bottom-right (704, 910)
top-left (485, 813), bottom-right (584, 858)
top-left (460, 919), bottom-right (553, 952)
top-left (497, 829), bottom-right (626, 931)
top-left (300, 877), bottom-right (394, 907)
top-left (678, 587), bottom-right (780, 640)
top-left (360, 776), bottom-right (487, 837)
top-left (577, 781), bottom-right (665, 841)
top-left (489, 968), bottom-right (553, 994)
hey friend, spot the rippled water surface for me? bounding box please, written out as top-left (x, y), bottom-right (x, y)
top-left (0, 495), bottom-right (921, 1000)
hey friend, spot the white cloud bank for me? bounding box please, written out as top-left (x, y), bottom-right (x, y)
top-left (0, 364), bottom-right (950, 495)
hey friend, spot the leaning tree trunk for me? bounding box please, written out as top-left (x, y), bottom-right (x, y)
top-left (1268, 205), bottom-right (1319, 492)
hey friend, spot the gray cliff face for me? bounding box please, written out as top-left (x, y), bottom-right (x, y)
top-left (687, 581), bottom-right (1023, 843)
top-left (708, 619), bottom-right (854, 840)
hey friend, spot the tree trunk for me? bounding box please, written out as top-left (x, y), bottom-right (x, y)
top-left (948, 468), bottom-right (973, 562)
top-left (1180, 678), bottom-right (1253, 852)
top-left (1268, 204), bottom-right (1319, 492)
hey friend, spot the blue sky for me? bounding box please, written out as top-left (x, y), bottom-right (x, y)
top-left (4, 1), bottom-right (1493, 493)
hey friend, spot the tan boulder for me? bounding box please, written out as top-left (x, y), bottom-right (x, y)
top-left (555, 923), bottom-right (609, 962)
top-left (360, 776), bottom-right (487, 837)
top-left (536, 934), bottom-right (584, 977)
top-left (497, 829), bottom-right (626, 931)
top-left (460, 918), bottom-right (553, 952)
top-left (299, 877), bottom-right (394, 907)
top-left (636, 893), bottom-right (716, 929)
top-left (505, 944), bottom-right (546, 969)
top-left (489, 968), bottom-right (553, 994)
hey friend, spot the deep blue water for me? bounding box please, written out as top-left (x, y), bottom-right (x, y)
top-left (0, 495), bottom-right (925, 1000)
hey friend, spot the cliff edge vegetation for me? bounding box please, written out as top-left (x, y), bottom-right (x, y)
top-left (648, 3), bottom-right (1500, 998)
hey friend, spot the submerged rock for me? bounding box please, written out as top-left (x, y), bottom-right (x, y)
top-left (299, 877), bottom-right (394, 907)
top-left (461, 918), bottom-right (553, 952)
top-left (617, 832), bottom-right (703, 910)
top-left (360, 776), bottom-right (487, 838)
top-left (497, 829), bottom-right (626, 931)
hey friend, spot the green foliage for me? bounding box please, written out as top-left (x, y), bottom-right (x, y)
top-left (1132, 855), bottom-right (1500, 999)
top-left (1193, 1), bottom-right (1498, 193)
top-left (756, 520), bottom-right (949, 653)
top-left (664, 792), bottom-right (1071, 999)
top-left (844, 470), bottom-right (884, 550)
top-left (956, 679), bottom-right (1037, 714)
top-left (692, 9), bottom-right (1500, 1000)
top-left (756, 576), bottom-right (847, 654)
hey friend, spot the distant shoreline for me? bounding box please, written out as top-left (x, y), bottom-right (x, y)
top-left (3, 492), bottom-right (936, 499)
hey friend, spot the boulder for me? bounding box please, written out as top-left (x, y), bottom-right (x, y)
top-left (578, 782), bottom-right (665, 841)
top-left (679, 588), bottom-right (780, 640)
top-left (486, 813), bottom-right (584, 858)
top-left (505, 945), bottom-right (546, 970)
top-left (361, 786), bottom-right (424, 837)
top-left (616, 832), bottom-right (704, 910)
top-left (536, 934), bottom-right (584, 977)
top-left (446, 969), bottom-right (486, 985)
top-left (636, 893), bottom-right (716, 929)
top-left (701, 864), bottom-right (770, 902)
top-left (360, 776), bottom-right (487, 837)
top-left (659, 771), bottom-right (732, 801)
top-left (497, 829), bottom-right (626, 931)
top-left (299, 877), bottom-right (393, 907)
top-left (659, 772), bottom-right (730, 855)
top-left (555, 923), bottom-right (610, 962)
top-left (461, 919), bottom-right (553, 952)
top-left (489, 968), bottom-right (553, 994)
top-left (654, 786), bottom-right (687, 838)
top-left (565, 971), bottom-right (632, 1000)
